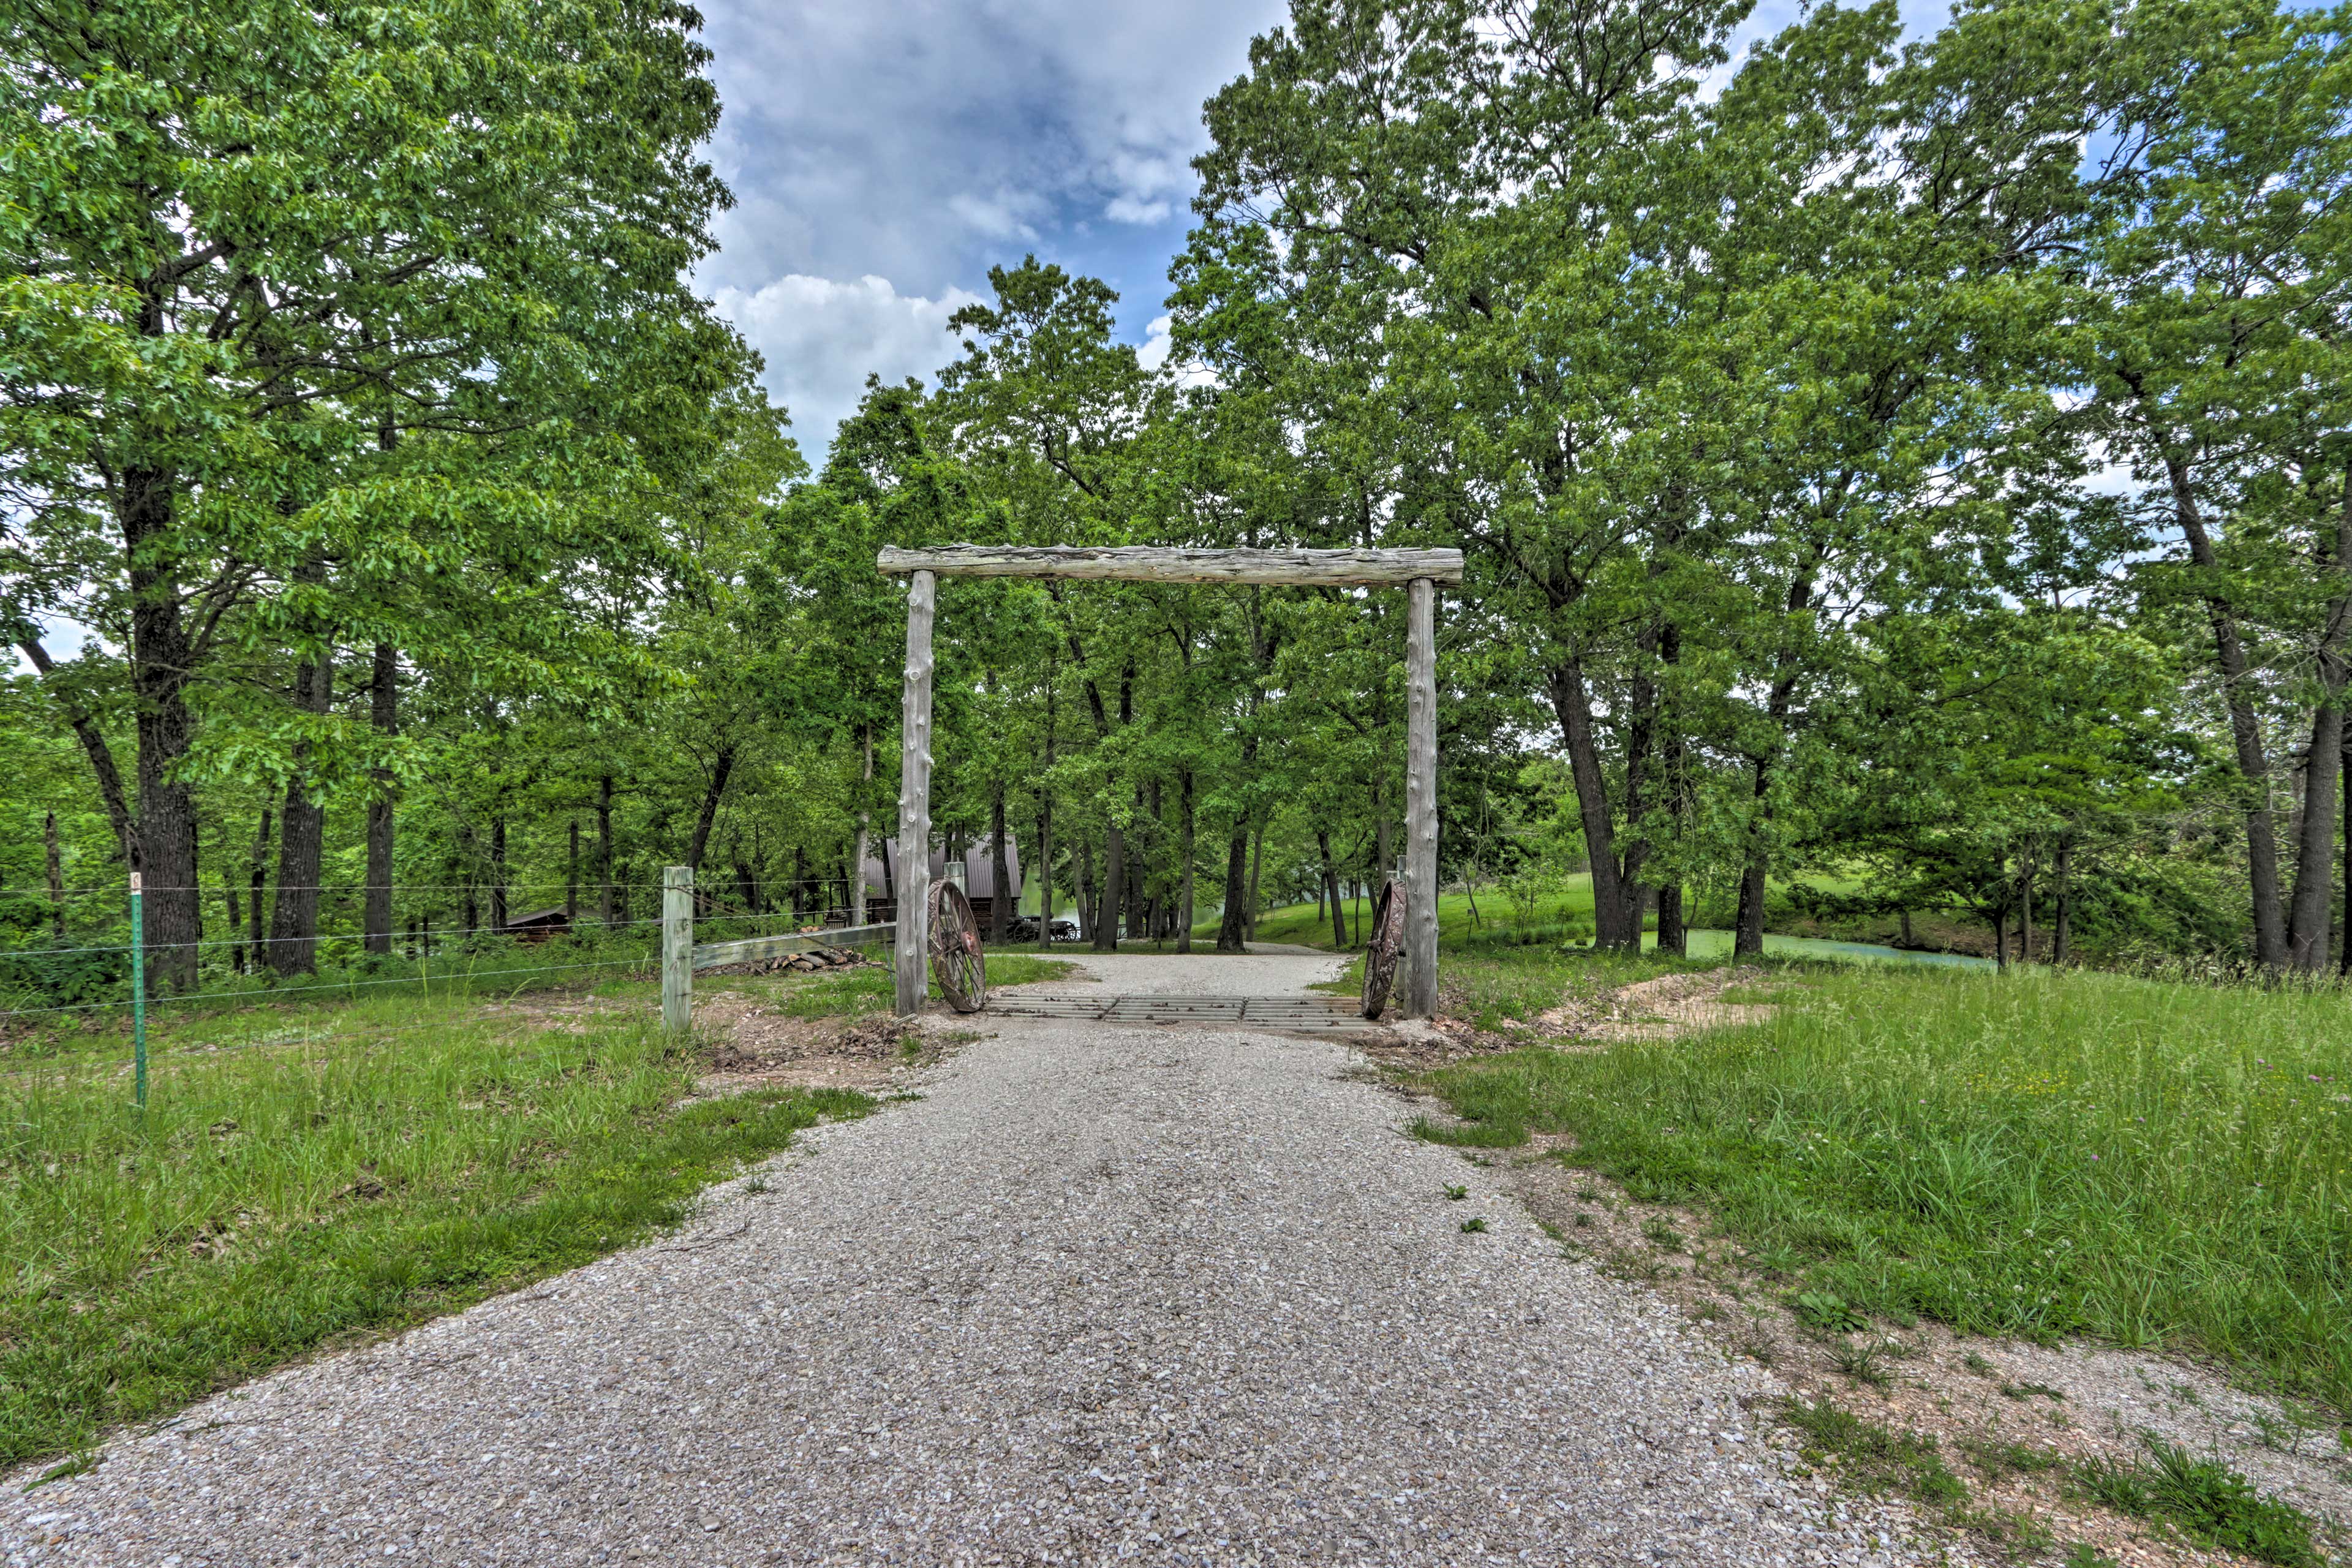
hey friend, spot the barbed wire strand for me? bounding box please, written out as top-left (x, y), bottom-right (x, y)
top-left (0, 956), bottom-right (677, 1022)
top-left (34, 873), bottom-right (875, 897)
top-left (6, 908), bottom-right (858, 960)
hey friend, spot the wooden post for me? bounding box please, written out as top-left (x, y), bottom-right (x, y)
top-left (662, 865), bottom-right (693, 1033)
top-left (1404, 577), bottom-right (1440, 1019)
top-left (895, 569), bottom-right (938, 1016)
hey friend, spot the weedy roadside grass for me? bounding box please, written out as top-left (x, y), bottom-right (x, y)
top-left (2069, 1438), bottom-right (2321, 1565)
top-left (0, 954), bottom-right (917, 1470)
top-left (1419, 959), bottom-right (2352, 1411)
top-left (1781, 1396), bottom-right (1969, 1507)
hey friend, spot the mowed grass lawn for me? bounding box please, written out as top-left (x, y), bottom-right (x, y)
top-left (1427, 961), bottom-right (2352, 1409)
top-left (0, 944), bottom-right (1006, 1471)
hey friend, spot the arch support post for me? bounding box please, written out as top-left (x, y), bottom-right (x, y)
top-left (1404, 576), bottom-right (1440, 1018)
top-left (895, 569), bottom-right (937, 1016)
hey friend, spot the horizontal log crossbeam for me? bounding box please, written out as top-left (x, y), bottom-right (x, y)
top-left (692, 922), bottom-right (893, 972)
top-left (876, 545), bottom-right (1464, 586)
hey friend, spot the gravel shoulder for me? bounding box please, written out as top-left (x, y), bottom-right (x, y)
top-left (4, 954), bottom-right (1958, 1567)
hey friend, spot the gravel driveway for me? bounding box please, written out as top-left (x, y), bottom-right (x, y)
top-left (2, 952), bottom-right (1950, 1566)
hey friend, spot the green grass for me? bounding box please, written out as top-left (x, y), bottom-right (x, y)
top-left (1781, 1397), bottom-right (1969, 1506)
top-left (0, 970), bottom-right (886, 1468)
top-left (1423, 960), bottom-right (2352, 1408)
top-left (2070, 1438), bottom-right (2320, 1565)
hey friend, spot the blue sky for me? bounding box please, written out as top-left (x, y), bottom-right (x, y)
top-left (693, 0), bottom-right (1955, 455)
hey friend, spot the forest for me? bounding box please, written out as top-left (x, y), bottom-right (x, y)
top-left (6, 0), bottom-right (2351, 1006)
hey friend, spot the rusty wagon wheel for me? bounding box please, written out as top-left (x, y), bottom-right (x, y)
top-left (928, 880), bottom-right (988, 1013)
top-left (1361, 876), bottom-right (1407, 1019)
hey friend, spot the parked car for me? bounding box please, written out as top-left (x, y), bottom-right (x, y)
top-left (1002, 916), bottom-right (1080, 942)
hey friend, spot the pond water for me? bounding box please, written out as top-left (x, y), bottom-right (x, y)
top-left (1661, 929), bottom-right (1996, 970)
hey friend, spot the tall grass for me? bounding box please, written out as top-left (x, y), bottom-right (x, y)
top-left (0, 994), bottom-right (867, 1466)
top-left (1428, 964), bottom-right (2352, 1406)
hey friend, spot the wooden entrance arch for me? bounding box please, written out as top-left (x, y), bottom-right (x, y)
top-left (876, 545), bottom-right (1464, 1019)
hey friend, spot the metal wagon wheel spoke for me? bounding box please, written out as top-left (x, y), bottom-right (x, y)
top-left (928, 880), bottom-right (989, 1013)
top-left (1361, 876), bottom-right (1407, 1020)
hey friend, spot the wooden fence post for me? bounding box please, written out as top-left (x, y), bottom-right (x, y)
top-left (1404, 577), bottom-right (1440, 1019)
top-left (662, 865), bottom-right (693, 1033)
top-left (895, 569), bottom-right (938, 1016)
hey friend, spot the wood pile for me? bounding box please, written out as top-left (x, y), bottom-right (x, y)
top-left (706, 945), bottom-right (870, 977)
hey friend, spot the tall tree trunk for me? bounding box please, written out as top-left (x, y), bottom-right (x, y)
top-left (990, 787), bottom-right (1010, 943)
top-left (2342, 725), bottom-right (2352, 976)
top-left (1733, 757), bottom-right (1770, 957)
top-left (248, 808), bottom-right (271, 973)
top-left (2288, 472), bottom-right (2352, 971)
top-left (490, 815), bottom-right (508, 932)
top-left (567, 819), bottom-right (580, 925)
top-left (598, 773), bottom-right (616, 927)
top-left (1177, 769), bottom-right (1196, 952)
top-left (1216, 826), bottom-right (1251, 953)
top-left (43, 812), bottom-right (65, 941)
top-left (268, 644), bottom-right (333, 976)
top-left (1656, 884), bottom-right (1686, 957)
top-left (2053, 839), bottom-right (2071, 966)
top-left (123, 469), bottom-right (201, 990)
top-left (2163, 457), bottom-right (2288, 968)
top-left (223, 873), bottom-right (241, 971)
top-left (2018, 849), bottom-right (2035, 964)
top-left (1075, 835), bottom-right (1093, 941)
top-left (1036, 806), bottom-right (1054, 952)
top-left (1245, 814), bottom-right (1265, 941)
top-left (1124, 786), bottom-right (1148, 943)
top-left (1547, 660), bottom-right (1634, 950)
top-left (1096, 823), bottom-right (1125, 951)
top-left (364, 642), bottom-right (397, 956)
top-left (1321, 830), bottom-right (1346, 950)
top-left (853, 728), bottom-right (872, 927)
top-left (685, 745), bottom-right (736, 882)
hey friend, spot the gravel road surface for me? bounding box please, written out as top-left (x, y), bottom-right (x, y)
top-left (3, 953), bottom-right (1951, 1566)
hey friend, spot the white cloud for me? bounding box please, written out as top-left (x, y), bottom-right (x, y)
top-left (1105, 195), bottom-right (1174, 225)
top-left (1137, 314), bottom-right (1175, 371)
top-left (713, 274), bottom-right (986, 447)
top-left (946, 191), bottom-right (1044, 243)
top-left (693, 0), bottom-right (1286, 296)
top-left (690, 0), bottom-right (1289, 454)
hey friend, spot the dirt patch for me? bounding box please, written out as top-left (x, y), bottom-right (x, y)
top-left (1521, 965), bottom-right (1776, 1044)
top-left (1409, 1116), bottom-right (2352, 1567)
top-left (693, 992), bottom-right (985, 1095)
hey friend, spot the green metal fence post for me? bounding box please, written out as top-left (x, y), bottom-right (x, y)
top-left (129, 870), bottom-right (147, 1109)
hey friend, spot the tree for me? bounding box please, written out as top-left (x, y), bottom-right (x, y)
top-left (2, 0), bottom-right (756, 981)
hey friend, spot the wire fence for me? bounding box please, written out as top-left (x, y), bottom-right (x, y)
top-left (1, 868), bottom-right (892, 1102)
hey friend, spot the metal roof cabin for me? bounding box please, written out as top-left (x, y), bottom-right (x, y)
top-left (859, 833), bottom-right (1022, 924)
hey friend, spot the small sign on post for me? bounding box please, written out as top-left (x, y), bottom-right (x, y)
top-left (662, 865), bottom-right (693, 1033)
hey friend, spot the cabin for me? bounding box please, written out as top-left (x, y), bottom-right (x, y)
top-left (860, 833), bottom-right (1022, 927)
top-left (503, 908), bottom-right (572, 943)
